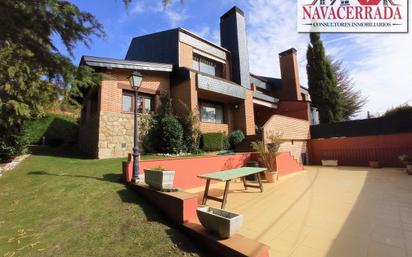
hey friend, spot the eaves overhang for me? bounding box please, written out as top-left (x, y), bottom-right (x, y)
top-left (81, 56), bottom-right (173, 72)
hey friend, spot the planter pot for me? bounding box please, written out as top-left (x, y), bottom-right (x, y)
top-left (197, 206), bottom-right (243, 239)
top-left (122, 161), bottom-right (133, 183)
top-left (264, 171), bottom-right (278, 183)
top-left (144, 169), bottom-right (175, 190)
top-left (369, 161), bottom-right (381, 169)
top-left (321, 160), bottom-right (338, 167)
top-left (407, 165), bottom-right (412, 175)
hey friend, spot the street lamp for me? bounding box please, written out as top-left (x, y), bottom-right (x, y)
top-left (128, 71), bottom-right (143, 183)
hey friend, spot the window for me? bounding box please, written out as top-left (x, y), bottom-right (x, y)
top-left (320, 0), bottom-right (325, 5)
top-left (200, 101), bottom-right (224, 124)
top-left (122, 91), bottom-right (154, 114)
top-left (340, 0), bottom-right (349, 5)
top-left (192, 54), bottom-right (223, 77)
top-left (122, 92), bottom-right (133, 113)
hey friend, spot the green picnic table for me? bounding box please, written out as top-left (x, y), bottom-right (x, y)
top-left (198, 167), bottom-right (267, 209)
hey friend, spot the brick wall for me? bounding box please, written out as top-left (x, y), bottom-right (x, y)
top-left (275, 100), bottom-right (310, 121)
top-left (263, 114), bottom-right (310, 162)
top-left (199, 123), bottom-right (230, 134)
top-left (94, 69), bottom-right (170, 159)
top-left (100, 69), bottom-right (170, 113)
top-left (179, 42), bottom-right (193, 68)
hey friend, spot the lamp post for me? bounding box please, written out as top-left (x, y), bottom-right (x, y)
top-left (128, 71), bottom-right (143, 183)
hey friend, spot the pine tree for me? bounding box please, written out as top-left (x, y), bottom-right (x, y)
top-left (306, 33), bottom-right (344, 124)
top-left (330, 59), bottom-right (367, 120)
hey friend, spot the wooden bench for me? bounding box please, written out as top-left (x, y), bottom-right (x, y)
top-left (198, 167), bottom-right (267, 209)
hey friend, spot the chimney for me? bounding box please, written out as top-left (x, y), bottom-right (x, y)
top-left (220, 6), bottom-right (250, 89)
top-left (279, 48), bottom-right (302, 101)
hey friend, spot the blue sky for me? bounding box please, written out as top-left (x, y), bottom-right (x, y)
top-left (57, 0), bottom-right (412, 118)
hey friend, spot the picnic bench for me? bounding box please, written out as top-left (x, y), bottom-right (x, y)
top-left (198, 167), bottom-right (267, 209)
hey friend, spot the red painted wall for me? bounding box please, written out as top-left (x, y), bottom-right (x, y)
top-left (308, 133), bottom-right (412, 167)
top-left (140, 153), bottom-right (252, 189)
top-left (250, 152), bottom-right (303, 177)
top-left (135, 152), bottom-right (304, 190)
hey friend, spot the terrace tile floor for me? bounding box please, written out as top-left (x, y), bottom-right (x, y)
top-left (187, 166), bottom-right (412, 257)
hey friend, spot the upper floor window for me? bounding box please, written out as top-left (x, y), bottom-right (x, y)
top-left (192, 54), bottom-right (223, 78)
top-left (122, 90), bottom-right (154, 114)
top-left (199, 101), bottom-right (224, 124)
top-left (320, 0), bottom-right (325, 5)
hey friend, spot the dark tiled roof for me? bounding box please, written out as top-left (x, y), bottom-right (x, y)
top-left (81, 56), bottom-right (173, 72)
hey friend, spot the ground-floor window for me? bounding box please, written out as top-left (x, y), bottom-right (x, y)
top-left (199, 100), bottom-right (224, 124)
top-left (122, 90), bottom-right (154, 114)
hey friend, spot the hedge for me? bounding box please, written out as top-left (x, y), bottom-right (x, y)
top-left (24, 113), bottom-right (79, 146)
top-left (202, 133), bottom-right (224, 152)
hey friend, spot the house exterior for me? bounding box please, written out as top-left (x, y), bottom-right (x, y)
top-left (78, 6), bottom-right (317, 161)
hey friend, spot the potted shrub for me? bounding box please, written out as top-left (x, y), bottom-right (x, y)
top-left (368, 160), bottom-right (381, 168)
top-left (250, 133), bottom-right (282, 183)
top-left (399, 154), bottom-right (412, 175)
top-left (144, 166), bottom-right (176, 190)
top-left (196, 206), bottom-right (243, 239)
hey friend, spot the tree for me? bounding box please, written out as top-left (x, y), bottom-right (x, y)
top-left (0, 0), bottom-right (172, 162)
top-left (306, 33), bottom-right (344, 124)
top-left (330, 59), bottom-right (367, 120)
top-left (383, 104), bottom-right (412, 117)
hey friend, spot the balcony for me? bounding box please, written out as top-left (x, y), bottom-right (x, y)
top-left (196, 73), bottom-right (247, 100)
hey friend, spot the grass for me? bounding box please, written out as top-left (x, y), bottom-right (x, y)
top-left (0, 146), bottom-right (205, 257)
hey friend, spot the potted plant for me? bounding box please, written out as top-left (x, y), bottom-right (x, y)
top-left (144, 166), bottom-right (176, 190)
top-left (196, 206), bottom-right (243, 239)
top-left (399, 154), bottom-right (412, 175)
top-left (250, 133), bottom-right (282, 183)
top-left (368, 160), bottom-right (381, 168)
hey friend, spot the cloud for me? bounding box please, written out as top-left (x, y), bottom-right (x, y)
top-left (244, 0), bottom-right (412, 119)
top-left (130, 1), bottom-right (145, 14)
top-left (165, 9), bottom-right (188, 27)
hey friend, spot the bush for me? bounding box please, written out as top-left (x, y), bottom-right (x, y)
top-left (202, 133), bottom-right (224, 152)
top-left (159, 115), bottom-right (184, 154)
top-left (0, 126), bottom-right (28, 163)
top-left (229, 130), bottom-right (245, 147)
top-left (223, 134), bottom-right (230, 150)
top-left (384, 104), bottom-right (412, 117)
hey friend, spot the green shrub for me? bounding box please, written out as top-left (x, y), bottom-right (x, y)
top-left (223, 134), bottom-right (230, 150)
top-left (159, 115), bottom-right (184, 154)
top-left (384, 104), bottom-right (412, 117)
top-left (0, 126), bottom-right (28, 163)
top-left (229, 130), bottom-right (245, 147)
top-left (24, 113), bottom-right (79, 146)
top-left (202, 133), bottom-right (224, 152)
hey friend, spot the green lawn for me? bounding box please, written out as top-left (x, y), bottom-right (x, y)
top-left (0, 147), bottom-right (206, 257)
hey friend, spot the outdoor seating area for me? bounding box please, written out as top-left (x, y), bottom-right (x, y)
top-left (136, 165), bottom-right (412, 257)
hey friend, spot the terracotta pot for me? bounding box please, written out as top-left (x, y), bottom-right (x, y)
top-left (369, 161), bottom-right (381, 169)
top-left (264, 171), bottom-right (278, 183)
top-left (122, 161), bottom-right (133, 183)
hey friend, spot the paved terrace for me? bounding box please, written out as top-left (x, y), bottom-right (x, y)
top-left (187, 166), bottom-right (412, 257)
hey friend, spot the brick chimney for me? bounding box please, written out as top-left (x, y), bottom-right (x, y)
top-left (279, 48), bottom-right (302, 101)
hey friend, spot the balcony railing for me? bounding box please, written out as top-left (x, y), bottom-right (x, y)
top-left (196, 73), bottom-right (247, 99)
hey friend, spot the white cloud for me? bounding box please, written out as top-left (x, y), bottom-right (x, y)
top-left (244, 0), bottom-right (412, 119)
top-left (130, 1), bottom-right (145, 14)
top-left (165, 9), bottom-right (188, 27)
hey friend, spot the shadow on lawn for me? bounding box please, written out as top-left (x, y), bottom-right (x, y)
top-left (29, 145), bottom-right (92, 160)
top-left (28, 171), bottom-right (123, 184)
top-left (117, 189), bottom-right (209, 256)
top-left (27, 171), bottom-right (207, 256)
